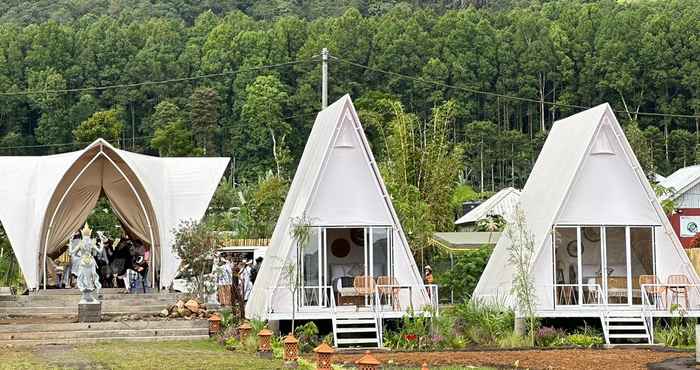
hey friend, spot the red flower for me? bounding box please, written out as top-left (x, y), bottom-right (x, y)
top-left (404, 333), bottom-right (417, 341)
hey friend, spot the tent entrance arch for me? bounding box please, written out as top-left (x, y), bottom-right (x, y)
top-left (39, 143), bottom-right (160, 289)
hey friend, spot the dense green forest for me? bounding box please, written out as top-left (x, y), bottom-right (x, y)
top-left (1, 0), bottom-right (700, 276)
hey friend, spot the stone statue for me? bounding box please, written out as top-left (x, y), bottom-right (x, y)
top-left (70, 223), bottom-right (106, 303)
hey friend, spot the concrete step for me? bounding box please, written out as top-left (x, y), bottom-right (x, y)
top-left (32, 288), bottom-right (129, 295)
top-left (1, 327), bottom-right (208, 341)
top-left (0, 335), bottom-right (211, 346)
top-left (0, 304), bottom-right (168, 315)
top-left (0, 319), bottom-right (206, 333)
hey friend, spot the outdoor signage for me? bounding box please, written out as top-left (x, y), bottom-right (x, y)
top-left (680, 215), bottom-right (700, 237)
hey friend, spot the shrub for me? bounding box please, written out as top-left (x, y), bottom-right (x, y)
top-left (294, 322), bottom-right (320, 353)
top-left (435, 246), bottom-right (492, 302)
top-left (453, 299), bottom-right (514, 345)
top-left (535, 326), bottom-right (565, 347)
top-left (383, 308), bottom-right (461, 351)
top-left (565, 333), bottom-right (604, 347)
top-left (655, 312), bottom-right (696, 347)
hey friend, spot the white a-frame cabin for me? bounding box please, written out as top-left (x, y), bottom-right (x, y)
top-left (473, 103), bottom-right (700, 344)
top-left (246, 95), bottom-right (432, 347)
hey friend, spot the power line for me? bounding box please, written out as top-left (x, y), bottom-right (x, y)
top-left (0, 112), bottom-right (318, 151)
top-left (331, 55), bottom-right (700, 120)
top-left (0, 59), bottom-right (313, 96)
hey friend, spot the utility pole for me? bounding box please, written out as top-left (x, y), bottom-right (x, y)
top-left (321, 48), bottom-right (329, 109)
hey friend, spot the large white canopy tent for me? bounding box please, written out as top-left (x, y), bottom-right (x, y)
top-left (473, 103), bottom-right (700, 311)
top-left (0, 139), bottom-right (228, 290)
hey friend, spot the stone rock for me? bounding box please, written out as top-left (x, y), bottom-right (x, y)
top-left (175, 300), bottom-right (185, 309)
top-left (185, 299), bottom-right (200, 313)
top-left (160, 309), bottom-right (169, 317)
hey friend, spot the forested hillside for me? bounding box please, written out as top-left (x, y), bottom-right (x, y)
top-left (0, 0), bottom-right (699, 190)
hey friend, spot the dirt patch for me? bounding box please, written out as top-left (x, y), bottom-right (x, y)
top-left (328, 348), bottom-right (692, 370)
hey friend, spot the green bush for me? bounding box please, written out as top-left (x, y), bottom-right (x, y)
top-left (564, 333), bottom-right (604, 347)
top-left (294, 322), bottom-right (320, 353)
top-left (383, 308), bottom-right (466, 351)
top-left (453, 299), bottom-right (514, 346)
top-left (435, 246), bottom-right (492, 302)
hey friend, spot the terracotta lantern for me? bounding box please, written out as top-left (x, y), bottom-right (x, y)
top-left (257, 327), bottom-right (273, 353)
top-left (283, 332), bottom-right (299, 362)
top-left (355, 351), bottom-right (382, 370)
top-left (238, 321), bottom-right (252, 341)
top-left (313, 342), bottom-right (335, 370)
top-left (421, 362), bottom-right (430, 370)
top-left (207, 313), bottom-right (222, 336)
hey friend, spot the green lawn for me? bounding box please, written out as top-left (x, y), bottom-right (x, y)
top-left (0, 340), bottom-right (284, 370)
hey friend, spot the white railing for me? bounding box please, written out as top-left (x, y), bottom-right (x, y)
top-left (641, 283), bottom-right (700, 312)
top-left (374, 284), bottom-right (439, 315)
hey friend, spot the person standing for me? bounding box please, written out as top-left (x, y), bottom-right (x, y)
top-left (251, 256), bottom-right (263, 284)
top-left (215, 257), bottom-right (232, 306)
top-left (239, 260), bottom-right (253, 302)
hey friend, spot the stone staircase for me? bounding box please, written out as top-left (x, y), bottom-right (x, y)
top-left (0, 289), bottom-right (181, 318)
top-left (0, 319), bottom-right (209, 346)
top-left (0, 288), bottom-right (211, 346)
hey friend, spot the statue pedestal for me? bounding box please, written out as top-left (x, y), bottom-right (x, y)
top-left (79, 301), bottom-right (101, 322)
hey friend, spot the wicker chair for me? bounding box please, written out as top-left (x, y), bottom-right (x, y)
top-left (667, 274), bottom-right (691, 309)
top-left (639, 275), bottom-right (665, 309)
top-left (353, 276), bottom-right (376, 305)
top-left (376, 276), bottom-right (400, 310)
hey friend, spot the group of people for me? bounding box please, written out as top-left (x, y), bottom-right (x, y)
top-left (55, 230), bottom-right (151, 294)
top-left (214, 255), bottom-right (263, 307)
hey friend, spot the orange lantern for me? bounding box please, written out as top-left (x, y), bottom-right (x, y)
top-left (313, 342), bottom-right (335, 370)
top-left (257, 327), bottom-right (273, 353)
top-left (207, 313), bottom-right (222, 336)
top-left (421, 362), bottom-right (430, 370)
top-left (238, 321), bottom-right (252, 341)
top-left (355, 351), bottom-right (381, 370)
top-left (283, 332), bottom-right (299, 362)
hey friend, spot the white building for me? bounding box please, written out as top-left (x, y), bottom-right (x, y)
top-left (246, 95), bottom-right (432, 347)
top-left (473, 103), bottom-right (700, 344)
top-left (454, 187), bottom-right (521, 231)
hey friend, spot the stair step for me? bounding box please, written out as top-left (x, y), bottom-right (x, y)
top-left (606, 317), bottom-right (644, 322)
top-left (0, 335), bottom-right (210, 346)
top-left (0, 320), bottom-right (207, 333)
top-left (336, 338), bottom-right (380, 345)
top-left (335, 327), bottom-right (377, 333)
top-left (1, 328), bottom-right (208, 340)
top-left (608, 333), bottom-right (650, 339)
top-left (335, 319), bottom-right (376, 325)
top-left (608, 326), bottom-right (647, 331)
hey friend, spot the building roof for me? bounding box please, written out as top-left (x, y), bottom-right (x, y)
top-left (454, 187), bottom-right (521, 225)
top-left (430, 232), bottom-right (502, 250)
top-left (659, 165), bottom-right (700, 200)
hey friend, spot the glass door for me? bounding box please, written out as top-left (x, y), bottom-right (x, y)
top-left (300, 227), bottom-right (324, 308)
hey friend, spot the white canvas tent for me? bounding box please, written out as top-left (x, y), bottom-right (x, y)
top-left (246, 95), bottom-right (429, 320)
top-left (0, 139), bottom-right (228, 290)
top-left (473, 103), bottom-right (699, 315)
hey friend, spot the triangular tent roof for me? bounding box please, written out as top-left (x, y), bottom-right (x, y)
top-left (246, 95), bottom-right (427, 318)
top-left (0, 139), bottom-right (228, 289)
top-left (473, 103), bottom-right (699, 307)
top-left (455, 187), bottom-right (521, 225)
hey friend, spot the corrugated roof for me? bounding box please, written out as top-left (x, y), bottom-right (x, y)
top-left (454, 187), bottom-right (521, 225)
top-left (659, 165), bottom-right (700, 200)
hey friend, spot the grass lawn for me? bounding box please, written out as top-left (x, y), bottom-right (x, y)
top-left (0, 340), bottom-right (284, 370)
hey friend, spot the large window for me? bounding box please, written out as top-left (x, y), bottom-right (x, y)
top-left (553, 225), bottom-right (655, 307)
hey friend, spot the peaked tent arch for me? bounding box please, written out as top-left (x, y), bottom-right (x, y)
top-left (38, 140), bottom-right (160, 288)
top-left (246, 95), bottom-right (428, 319)
top-left (0, 139), bottom-right (229, 290)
